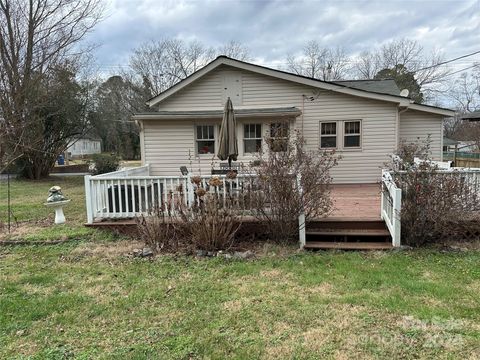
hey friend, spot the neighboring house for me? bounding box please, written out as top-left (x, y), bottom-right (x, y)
top-left (461, 110), bottom-right (480, 121)
top-left (67, 137), bottom-right (102, 158)
top-left (132, 56), bottom-right (454, 184)
top-left (443, 137), bottom-right (459, 152)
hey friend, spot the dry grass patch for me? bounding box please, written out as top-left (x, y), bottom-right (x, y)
top-left (71, 239), bottom-right (143, 258)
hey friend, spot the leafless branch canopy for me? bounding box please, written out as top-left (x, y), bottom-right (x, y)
top-left (287, 40), bottom-right (349, 81)
top-left (0, 0), bottom-right (103, 175)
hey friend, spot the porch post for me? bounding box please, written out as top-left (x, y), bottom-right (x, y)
top-left (84, 175), bottom-right (93, 224)
top-left (392, 187), bottom-right (402, 247)
top-left (297, 173), bottom-right (306, 249)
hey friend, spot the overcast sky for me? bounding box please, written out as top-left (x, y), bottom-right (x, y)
top-left (87, 0), bottom-right (480, 74)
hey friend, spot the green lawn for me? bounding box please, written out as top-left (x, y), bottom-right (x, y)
top-left (0, 176), bottom-right (104, 242)
top-left (1, 243), bottom-right (479, 359)
top-left (0, 177), bottom-right (479, 358)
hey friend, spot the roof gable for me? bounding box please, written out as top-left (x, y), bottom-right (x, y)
top-left (146, 56), bottom-right (454, 116)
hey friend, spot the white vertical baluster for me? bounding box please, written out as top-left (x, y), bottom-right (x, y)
top-left (150, 179), bottom-right (155, 212)
top-left (156, 179), bottom-right (162, 211)
top-left (104, 180), bottom-right (109, 219)
top-left (111, 180), bottom-right (116, 217)
top-left (144, 179), bottom-right (148, 214)
top-left (130, 178), bottom-right (135, 217)
top-left (162, 179), bottom-right (167, 211)
top-left (117, 179), bottom-right (123, 216)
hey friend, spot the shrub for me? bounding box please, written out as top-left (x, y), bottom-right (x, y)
top-left (249, 131), bottom-right (338, 243)
top-left (135, 209), bottom-right (181, 254)
top-left (177, 193), bottom-right (240, 252)
top-left (89, 153), bottom-right (120, 175)
top-left (136, 179), bottom-right (241, 254)
top-left (390, 140), bottom-right (480, 246)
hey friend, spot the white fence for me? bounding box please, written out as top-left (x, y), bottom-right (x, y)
top-left (85, 166), bottom-right (257, 224)
top-left (381, 170), bottom-right (402, 247)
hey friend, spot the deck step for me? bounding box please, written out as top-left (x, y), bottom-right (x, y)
top-left (307, 219), bottom-right (386, 231)
top-left (304, 241), bottom-right (393, 250)
top-left (306, 228), bottom-right (390, 237)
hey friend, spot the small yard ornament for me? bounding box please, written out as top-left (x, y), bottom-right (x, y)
top-left (44, 186), bottom-right (71, 224)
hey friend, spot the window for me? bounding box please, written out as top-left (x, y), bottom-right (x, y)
top-left (319, 120), bottom-right (362, 150)
top-left (320, 122), bottom-right (337, 149)
top-left (344, 121), bottom-right (361, 148)
top-left (243, 124), bottom-right (262, 154)
top-left (196, 125), bottom-right (215, 154)
top-left (269, 122), bottom-right (289, 152)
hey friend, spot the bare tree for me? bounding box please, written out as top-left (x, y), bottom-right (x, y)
top-left (0, 0), bottom-right (103, 176)
top-left (218, 40), bottom-right (250, 61)
top-left (128, 39), bottom-right (251, 98)
top-left (448, 69), bottom-right (480, 113)
top-left (286, 40), bottom-right (349, 81)
top-left (353, 38), bottom-right (449, 101)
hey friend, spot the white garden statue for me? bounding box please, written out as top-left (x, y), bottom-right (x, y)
top-left (44, 186), bottom-right (71, 224)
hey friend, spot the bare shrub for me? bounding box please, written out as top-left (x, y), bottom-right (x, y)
top-left (136, 178), bottom-right (241, 254)
top-left (135, 209), bottom-right (181, 254)
top-left (249, 131), bottom-right (338, 243)
top-left (390, 140), bottom-right (480, 246)
top-left (177, 192), bottom-right (241, 252)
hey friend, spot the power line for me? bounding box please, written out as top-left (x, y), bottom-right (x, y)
top-left (443, 64), bottom-right (480, 77)
top-left (415, 49), bottom-right (480, 72)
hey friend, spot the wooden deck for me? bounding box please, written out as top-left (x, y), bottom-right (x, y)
top-left (86, 183), bottom-right (390, 250)
top-left (327, 184), bottom-right (381, 221)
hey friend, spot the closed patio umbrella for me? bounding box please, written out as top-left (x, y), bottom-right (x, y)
top-left (217, 97), bottom-right (238, 168)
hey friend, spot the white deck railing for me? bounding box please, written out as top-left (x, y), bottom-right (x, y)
top-left (381, 166), bottom-right (480, 248)
top-left (381, 170), bottom-right (402, 247)
top-left (84, 165), bottom-right (257, 224)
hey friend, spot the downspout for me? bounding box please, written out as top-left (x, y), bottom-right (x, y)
top-left (397, 105), bottom-right (409, 151)
top-left (301, 95), bottom-right (305, 140)
top-left (136, 119), bottom-right (145, 165)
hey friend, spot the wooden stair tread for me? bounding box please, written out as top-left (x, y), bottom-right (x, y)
top-left (304, 241), bottom-right (393, 250)
top-left (306, 228), bottom-right (390, 236)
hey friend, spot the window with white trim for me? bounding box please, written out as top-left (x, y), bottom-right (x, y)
top-left (243, 123), bottom-right (262, 154)
top-left (320, 122), bottom-right (337, 149)
top-left (196, 125), bottom-right (215, 154)
top-left (269, 121), bottom-right (289, 152)
top-left (344, 120), bottom-right (361, 148)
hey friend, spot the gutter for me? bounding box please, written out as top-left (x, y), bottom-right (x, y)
top-left (132, 110), bottom-right (302, 121)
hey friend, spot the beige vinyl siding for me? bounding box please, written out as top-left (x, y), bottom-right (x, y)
top-left (147, 65), bottom-right (402, 183)
top-left (157, 71), bottom-right (223, 110)
top-left (399, 110), bottom-right (444, 160)
top-left (143, 118), bottom-right (280, 176)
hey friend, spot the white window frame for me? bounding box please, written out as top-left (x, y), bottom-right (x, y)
top-left (319, 119), bottom-right (363, 151)
top-left (195, 124), bottom-right (216, 156)
top-left (343, 120), bottom-right (362, 149)
top-left (243, 123), bottom-right (263, 155)
top-left (320, 121), bottom-right (338, 149)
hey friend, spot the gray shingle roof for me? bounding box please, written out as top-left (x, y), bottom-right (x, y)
top-left (461, 110), bottom-right (480, 121)
top-left (333, 79), bottom-right (401, 96)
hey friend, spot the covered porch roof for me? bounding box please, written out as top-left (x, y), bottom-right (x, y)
top-left (132, 107), bottom-right (302, 121)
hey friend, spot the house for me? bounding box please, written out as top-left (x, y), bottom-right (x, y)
top-left (461, 110), bottom-right (480, 121)
top-left (85, 56), bottom-right (460, 249)
top-left (133, 56), bottom-right (454, 184)
top-left (443, 137), bottom-right (459, 152)
top-left (67, 137), bottom-right (102, 158)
